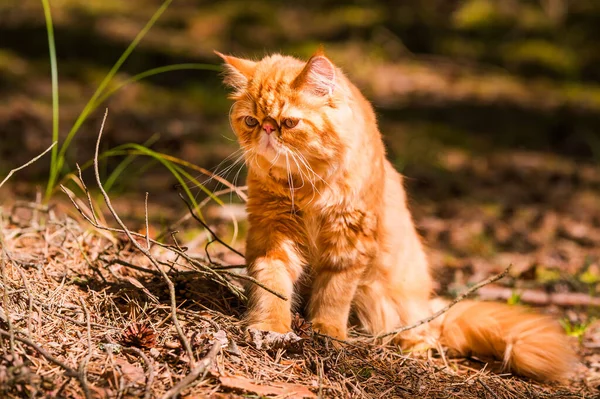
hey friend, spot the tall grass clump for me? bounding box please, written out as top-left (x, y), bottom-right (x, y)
top-left (40, 0), bottom-right (221, 207)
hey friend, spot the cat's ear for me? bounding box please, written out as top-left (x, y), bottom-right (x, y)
top-left (293, 50), bottom-right (336, 96)
top-left (215, 51), bottom-right (257, 91)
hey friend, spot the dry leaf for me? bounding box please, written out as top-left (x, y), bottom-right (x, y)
top-left (219, 375), bottom-right (316, 399)
top-left (247, 328), bottom-right (303, 352)
top-left (291, 313), bottom-right (312, 339)
top-left (115, 358), bottom-right (146, 384)
top-left (213, 330), bottom-right (229, 347)
top-left (124, 276), bottom-right (159, 303)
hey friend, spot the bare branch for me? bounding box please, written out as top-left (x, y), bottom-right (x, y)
top-left (159, 341), bottom-right (221, 399)
top-left (0, 141), bottom-right (57, 189)
top-left (123, 347), bottom-right (155, 399)
top-left (376, 265), bottom-right (511, 339)
top-left (178, 191), bottom-right (244, 259)
top-left (78, 297), bottom-right (93, 399)
top-left (91, 109), bottom-right (196, 366)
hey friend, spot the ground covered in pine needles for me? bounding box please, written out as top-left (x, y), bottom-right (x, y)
top-left (1, 163), bottom-right (599, 399)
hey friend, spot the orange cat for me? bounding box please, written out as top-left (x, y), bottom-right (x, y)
top-left (216, 49), bottom-right (576, 381)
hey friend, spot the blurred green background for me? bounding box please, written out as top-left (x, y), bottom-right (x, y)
top-left (1, 0), bottom-right (600, 199)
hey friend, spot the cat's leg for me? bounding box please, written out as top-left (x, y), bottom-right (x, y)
top-left (353, 282), bottom-right (400, 336)
top-left (308, 210), bottom-right (377, 340)
top-left (245, 217), bottom-right (306, 333)
top-left (355, 279), bottom-right (437, 348)
top-left (308, 267), bottom-right (366, 339)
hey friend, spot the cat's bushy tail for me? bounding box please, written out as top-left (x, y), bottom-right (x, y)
top-left (437, 301), bottom-right (576, 381)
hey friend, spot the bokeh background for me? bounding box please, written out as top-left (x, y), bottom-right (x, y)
top-left (3, 0), bottom-right (600, 181)
top-left (2, 0), bottom-right (600, 293)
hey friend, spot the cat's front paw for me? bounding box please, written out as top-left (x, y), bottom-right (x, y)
top-left (247, 321), bottom-right (291, 334)
top-left (391, 326), bottom-right (436, 352)
top-left (311, 321), bottom-right (347, 340)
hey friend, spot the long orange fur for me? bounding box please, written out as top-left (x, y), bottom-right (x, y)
top-left (216, 49), bottom-right (576, 382)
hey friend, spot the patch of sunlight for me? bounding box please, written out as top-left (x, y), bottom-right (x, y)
top-left (501, 40), bottom-right (579, 76)
top-left (453, 0), bottom-right (506, 30)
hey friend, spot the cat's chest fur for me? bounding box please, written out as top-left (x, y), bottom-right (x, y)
top-left (295, 192), bottom-right (377, 270)
top-left (301, 211), bottom-right (321, 258)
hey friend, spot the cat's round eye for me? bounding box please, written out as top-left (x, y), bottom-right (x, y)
top-left (244, 116), bottom-right (258, 127)
top-left (283, 118), bottom-right (298, 129)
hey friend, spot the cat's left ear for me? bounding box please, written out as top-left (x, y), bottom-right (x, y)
top-left (215, 51), bottom-right (257, 91)
top-left (293, 51), bottom-right (336, 96)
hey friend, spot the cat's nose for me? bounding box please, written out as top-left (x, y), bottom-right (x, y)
top-left (262, 120), bottom-right (276, 135)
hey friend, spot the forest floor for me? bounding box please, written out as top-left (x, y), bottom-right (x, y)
top-left (1, 2), bottom-right (600, 397)
top-left (0, 144), bottom-right (599, 399)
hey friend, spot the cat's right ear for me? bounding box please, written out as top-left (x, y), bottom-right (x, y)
top-left (215, 51), bottom-right (257, 92)
top-left (292, 52), bottom-right (336, 97)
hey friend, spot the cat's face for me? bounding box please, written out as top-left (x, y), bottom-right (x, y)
top-left (217, 51), bottom-right (349, 180)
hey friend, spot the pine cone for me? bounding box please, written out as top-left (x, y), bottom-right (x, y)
top-left (291, 313), bottom-right (312, 339)
top-left (121, 322), bottom-right (157, 349)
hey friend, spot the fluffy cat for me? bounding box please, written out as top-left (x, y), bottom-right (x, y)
top-left (216, 49), bottom-right (576, 382)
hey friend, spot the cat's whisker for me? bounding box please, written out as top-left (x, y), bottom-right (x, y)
top-left (287, 150), bottom-right (307, 191)
top-left (213, 147), bottom-right (244, 172)
top-left (291, 148), bottom-right (330, 192)
top-left (230, 159), bottom-right (248, 203)
top-left (182, 148), bottom-right (246, 205)
top-left (289, 151), bottom-right (320, 206)
top-left (204, 151), bottom-right (247, 189)
top-left (178, 147), bottom-right (244, 195)
top-left (202, 148), bottom-right (244, 184)
top-left (250, 151), bottom-right (263, 171)
top-left (284, 153), bottom-right (295, 213)
top-left (270, 149), bottom-right (282, 168)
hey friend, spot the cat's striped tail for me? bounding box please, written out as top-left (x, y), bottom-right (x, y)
top-left (438, 301), bottom-right (577, 381)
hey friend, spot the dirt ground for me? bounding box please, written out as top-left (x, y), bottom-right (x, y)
top-left (0, 141), bottom-right (599, 398)
top-left (1, 1), bottom-right (600, 397)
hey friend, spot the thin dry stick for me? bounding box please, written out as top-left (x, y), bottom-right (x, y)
top-left (13, 265), bottom-right (34, 337)
top-left (477, 377), bottom-right (500, 399)
top-left (78, 297), bottom-right (93, 399)
top-left (144, 192), bottom-right (150, 250)
top-left (123, 347), bottom-right (155, 399)
top-left (0, 328), bottom-right (82, 380)
top-left (0, 141), bottom-right (57, 188)
top-left (377, 265), bottom-right (512, 339)
top-left (178, 192), bottom-right (244, 259)
top-left (77, 163), bottom-right (100, 226)
top-left (178, 193), bottom-right (287, 299)
top-left (157, 185), bottom-right (247, 242)
top-left (63, 178), bottom-right (279, 300)
top-left (160, 341), bottom-right (221, 399)
top-left (61, 185), bottom-right (247, 299)
top-left (0, 226), bottom-right (16, 358)
top-left (220, 270), bottom-right (287, 300)
top-left (91, 109), bottom-right (196, 366)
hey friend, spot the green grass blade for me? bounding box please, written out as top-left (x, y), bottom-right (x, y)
top-left (41, 0), bottom-right (59, 201)
top-left (104, 144), bottom-right (228, 207)
top-left (93, 64), bottom-right (221, 107)
top-left (103, 134), bottom-right (160, 193)
top-left (49, 0), bottom-right (174, 193)
top-left (118, 144), bottom-right (224, 210)
top-left (59, 144), bottom-right (229, 218)
top-left (108, 144), bottom-right (199, 207)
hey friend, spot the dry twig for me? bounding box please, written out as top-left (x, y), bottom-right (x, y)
top-left (90, 110), bottom-right (196, 366)
top-left (377, 265), bottom-right (511, 339)
top-left (123, 347), bottom-right (155, 399)
top-left (78, 297), bottom-right (93, 399)
top-left (159, 341), bottom-right (221, 399)
top-left (178, 191), bottom-right (244, 260)
top-left (0, 141), bottom-right (57, 189)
